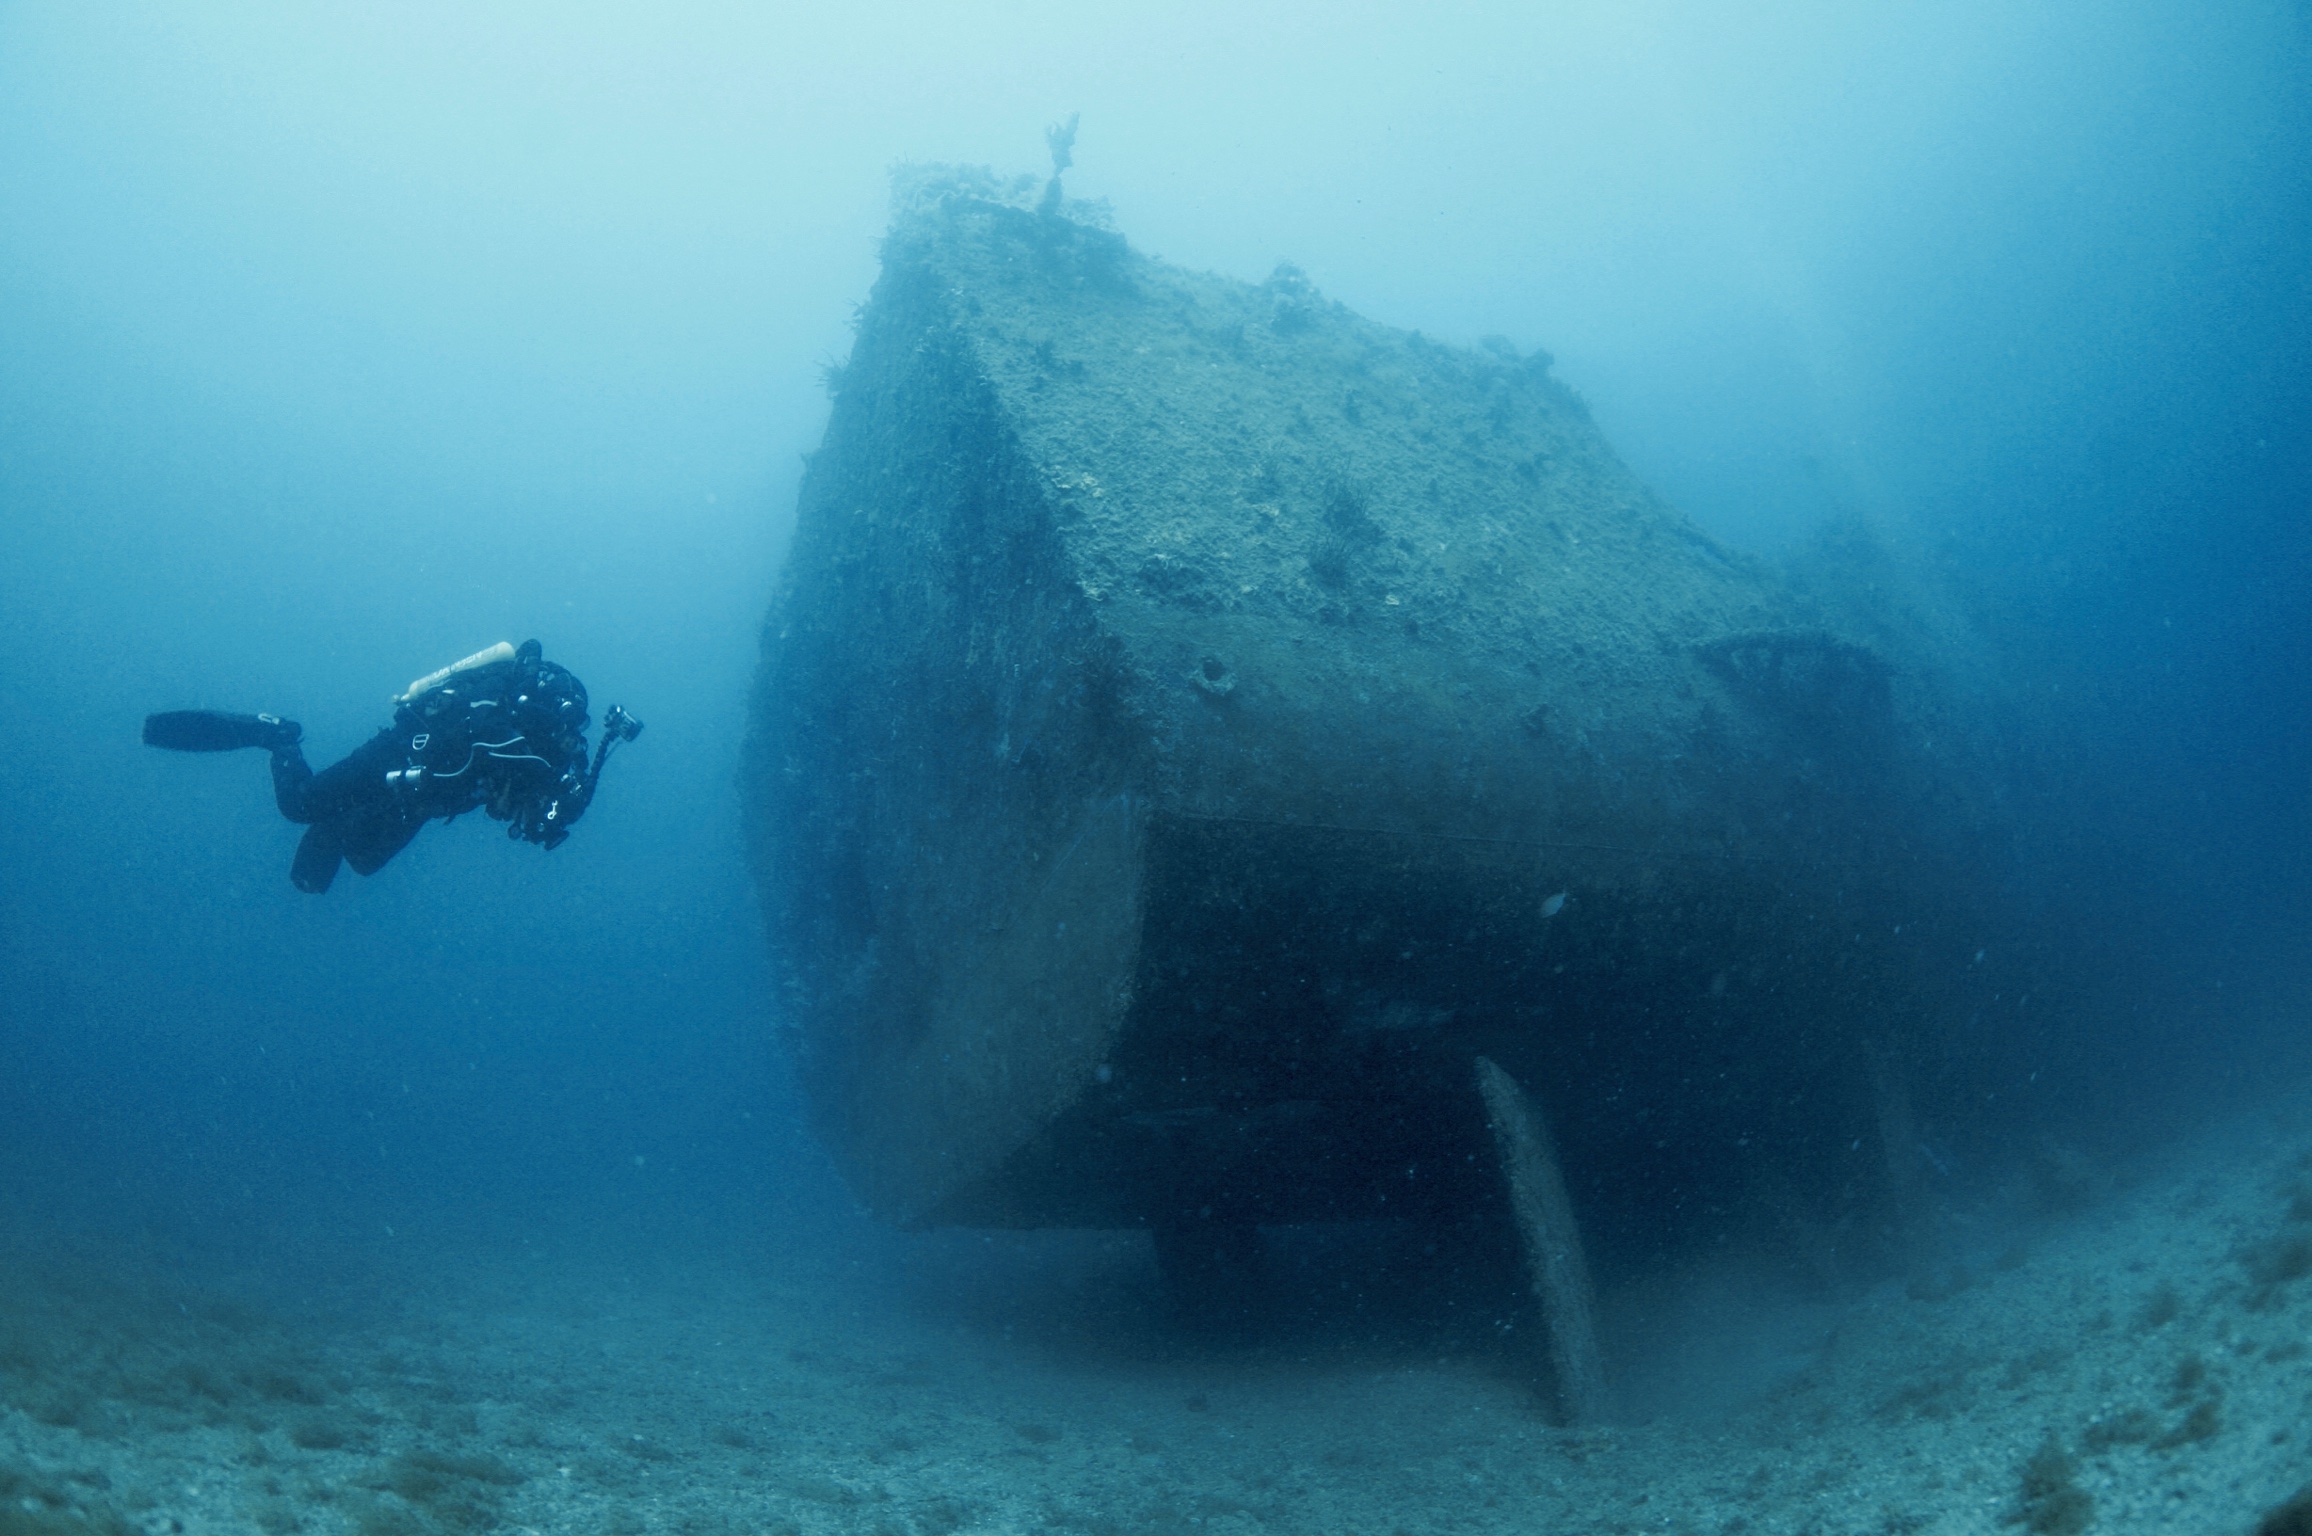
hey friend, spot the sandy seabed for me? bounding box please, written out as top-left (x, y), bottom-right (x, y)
top-left (6, 1092), bottom-right (2312, 1536)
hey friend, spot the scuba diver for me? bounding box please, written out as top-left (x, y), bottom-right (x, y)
top-left (144, 640), bottom-right (642, 894)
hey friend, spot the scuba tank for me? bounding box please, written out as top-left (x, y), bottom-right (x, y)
top-left (395, 641), bottom-right (516, 706)
top-left (382, 641), bottom-right (606, 828)
top-left (384, 643), bottom-right (528, 808)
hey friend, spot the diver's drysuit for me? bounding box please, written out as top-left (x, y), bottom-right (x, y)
top-left (144, 640), bottom-right (640, 894)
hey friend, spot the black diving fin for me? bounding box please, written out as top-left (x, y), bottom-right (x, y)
top-left (142, 710), bottom-right (302, 753)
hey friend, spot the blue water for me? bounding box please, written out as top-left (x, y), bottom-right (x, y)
top-left (2, 4), bottom-right (2310, 1528)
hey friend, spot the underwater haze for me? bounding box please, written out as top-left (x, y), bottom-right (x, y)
top-left (3, 4), bottom-right (2311, 1534)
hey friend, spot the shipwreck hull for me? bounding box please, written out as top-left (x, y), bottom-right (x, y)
top-left (745, 170), bottom-right (1997, 1275)
top-left (923, 809), bottom-right (1901, 1243)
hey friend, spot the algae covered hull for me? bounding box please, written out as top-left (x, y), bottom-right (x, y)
top-left (745, 171), bottom-right (1995, 1247)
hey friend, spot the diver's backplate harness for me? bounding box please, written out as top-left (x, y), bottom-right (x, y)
top-left (385, 640), bottom-right (642, 849)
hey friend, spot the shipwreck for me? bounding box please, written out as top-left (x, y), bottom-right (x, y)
top-left (744, 167), bottom-right (2006, 1413)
